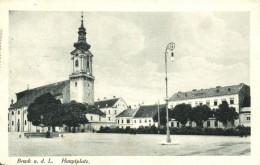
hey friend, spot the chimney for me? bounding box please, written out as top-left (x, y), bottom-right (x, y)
top-left (27, 84), bottom-right (29, 90)
top-left (11, 99), bottom-right (14, 105)
top-left (113, 96), bottom-right (116, 98)
top-left (104, 97), bottom-right (106, 100)
top-left (98, 98), bottom-right (100, 101)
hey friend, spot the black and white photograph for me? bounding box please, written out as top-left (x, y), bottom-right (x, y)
top-left (7, 10), bottom-right (251, 156)
top-left (1, 0), bottom-right (260, 164)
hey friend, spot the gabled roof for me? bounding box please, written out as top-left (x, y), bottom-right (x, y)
top-left (170, 83), bottom-right (249, 101)
top-left (94, 98), bottom-right (120, 108)
top-left (134, 104), bottom-right (166, 118)
top-left (116, 109), bottom-right (138, 118)
top-left (11, 80), bottom-right (69, 109)
top-left (85, 105), bottom-right (105, 116)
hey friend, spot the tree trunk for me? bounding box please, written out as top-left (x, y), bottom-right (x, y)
top-left (52, 126), bottom-right (56, 132)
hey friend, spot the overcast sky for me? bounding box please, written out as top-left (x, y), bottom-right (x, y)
top-left (9, 11), bottom-right (250, 106)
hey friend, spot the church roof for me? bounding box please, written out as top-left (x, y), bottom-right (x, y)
top-left (170, 83), bottom-right (249, 101)
top-left (11, 80), bottom-right (69, 109)
top-left (94, 98), bottom-right (120, 108)
top-left (134, 104), bottom-right (166, 118)
top-left (117, 109), bottom-right (138, 118)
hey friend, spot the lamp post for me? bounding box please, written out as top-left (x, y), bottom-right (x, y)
top-left (164, 42), bottom-right (175, 143)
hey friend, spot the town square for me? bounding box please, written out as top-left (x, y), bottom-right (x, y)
top-left (7, 11), bottom-right (250, 156)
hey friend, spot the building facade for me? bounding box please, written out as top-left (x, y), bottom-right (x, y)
top-left (168, 83), bottom-right (251, 128)
top-left (93, 97), bottom-right (128, 129)
top-left (8, 15), bottom-right (104, 133)
top-left (116, 108), bottom-right (138, 129)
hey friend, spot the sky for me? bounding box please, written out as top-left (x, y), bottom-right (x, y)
top-left (9, 11), bottom-right (250, 106)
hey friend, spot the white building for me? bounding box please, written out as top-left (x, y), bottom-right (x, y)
top-left (94, 97), bottom-right (128, 128)
top-left (168, 83), bottom-right (251, 128)
top-left (132, 104), bottom-right (166, 128)
top-left (116, 108), bottom-right (138, 129)
top-left (8, 14), bottom-right (105, 133)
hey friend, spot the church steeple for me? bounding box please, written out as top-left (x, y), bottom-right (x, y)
top-left (69, 12), bottom-right (95, 105)
top-left (73, 12), bottom-right (91, 51)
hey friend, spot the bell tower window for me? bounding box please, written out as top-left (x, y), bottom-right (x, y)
top-left (87, 56), bottom-right (89, 68)
top-left (75, 60), bottom-right (79, 67)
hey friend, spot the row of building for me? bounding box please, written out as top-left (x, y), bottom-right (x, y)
top-left (8, 82), bottom-right (251, 133)
top-left (8, 14), bottom-right (251, 133)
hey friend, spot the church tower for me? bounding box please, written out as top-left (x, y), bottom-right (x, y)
top-left (69, 13), bottom-right (94, 104)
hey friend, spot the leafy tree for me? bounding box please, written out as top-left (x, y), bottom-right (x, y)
top-left (62, 101), bottom-right (89, 132)
top-left (27, 93), bottom-right (63, 131)
top-left (215, 101), bottom-right (238, 127)
top-left (190, 105), bottom-right (212, 128)
top-left (171, 103), bottom-right (192, 127)
top-left (153, 105), bottom-right (167, 126)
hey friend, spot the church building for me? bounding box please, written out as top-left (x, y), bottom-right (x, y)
top-left (8, 14), bottom-right (105, 132)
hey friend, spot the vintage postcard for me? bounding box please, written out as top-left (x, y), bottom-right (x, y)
top-left (0, 0), bottom-right (260, 165)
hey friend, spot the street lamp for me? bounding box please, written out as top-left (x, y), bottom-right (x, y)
top-left (164, 42), bottom-right (175, 143)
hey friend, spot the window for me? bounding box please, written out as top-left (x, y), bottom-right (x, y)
top-left (108, 117), bottom-right (110, 121)
top-left (199, 102), bottom-right (203, 106)
top-left (75, 60), bottom-right (79, 67)
top-left (207, 121), bottom-right (210, 127)
top-left (99, 117), bottom-right (101, 121)
top-left (127, 119), bottom-right (130, 124)
top-left (114, 110), bottom-right (116, 114)
top-left (230, 98), bottom-right (234, 105)
top-left (122, 119), bottom-right (124, 124)
top-left (189, 121), bottom-right (192, 127)
top-left (18, 111), bottom-right (20, 115)
top-left (214, 100), bottom-right (218, 106)
top-left (177, 122), bottom-right (179, 128)
top-left (90, 116), bottom-right (93, 121)
top-left (206, 100), bottom-right (210, 106)
top-left (75, 82), bottom-right (77, 87)
top-left (18, 119), bottom-right (20, 124)
top-left (214, 120), bottom-right (218, 127)
top-left (12, 121), bottom-right (14, 126)
top-left (222, 98), bottom-right (226, 104)
top-left (117, 120), bottom-right (119, 124)
top-left (25, 120), bottom-right (27, 125)
top-left (12, 111), bottom-right (14, 115)
top-left (139, 120), bottom-right (142, 123)
top-left (195, 102), bottom-right (198, 106)
top-left (247, 116), bottom-right (250, 121)
top-left (87, 56), bottom-right (90, 68)
top-left (145, 119), bottom-right (147, 123)
top-left (149, 120), bottom-right (151, 123)
top-left (108, 110), bottom-right (110, 114)
top-left (134, 120), bottom-right (136, 123)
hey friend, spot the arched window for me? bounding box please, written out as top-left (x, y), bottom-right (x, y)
top-left (12, 111), bottom-right (14, 115)
top-left (18, 110), bottom-right (20, 115)
top-left (75, 59), bottom-right (79, 67)
top-left (75, 82), bottom-right (77, 87)
top-left (87, 56), bottom-right (90, 68)
top-left (25, 120), bottom-right (27, 125)
top-left (12, 121), bottom-right (14, 126)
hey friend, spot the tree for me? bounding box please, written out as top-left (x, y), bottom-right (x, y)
top-left (171, 103), bottom-right (192, 127)
top-left (215, 101), bottom-right (238, 127)
top-left (27, 93), bottom-right (63, 131)
top-left (190, 105), bottom-right (212, 128)
top-left (153, 105), bottom-right (167, 126)
top-left (62, 101), bottom-right (89, 132)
